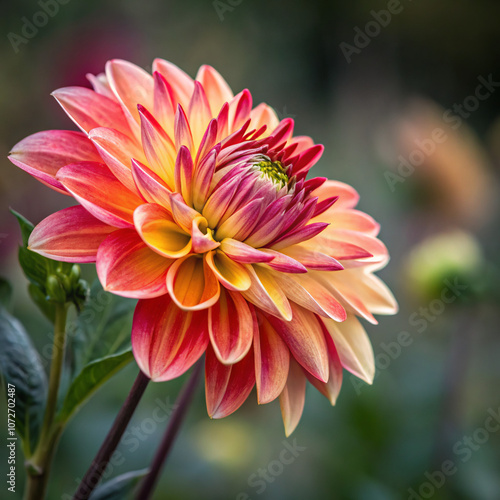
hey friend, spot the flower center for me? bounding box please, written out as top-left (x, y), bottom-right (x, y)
top-left (254, 158), bottom-right (289, 189)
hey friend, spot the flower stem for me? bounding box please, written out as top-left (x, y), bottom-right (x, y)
top-left (24, 303), bottom-right (68, 500)
top-left (73, 370), bottom-right (150, 500)
top-left (135, 360), bottom-right (203, 500)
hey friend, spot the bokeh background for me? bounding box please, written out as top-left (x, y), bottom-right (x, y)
top-left (1, 0), bottom-right (500, 499)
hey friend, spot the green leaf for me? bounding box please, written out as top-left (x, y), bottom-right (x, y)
top-left (11, 208), bottom-right (49, 292)
top-left (67, 280), bottom-right (136, 377)
top-left (88, 469), bottom-right (148, 500)
top-left (0, 307), bottom-right (47, 453)
top-left (28, 283), bottom-right (56, 323)
top-left (0, 277), bottom-right (13, 308)
top-left (10, 208), bottom-right (34, 246)
top-left (57, 350), bottom-right (134, 424)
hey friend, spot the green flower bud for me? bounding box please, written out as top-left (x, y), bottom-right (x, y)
top-left (45, 275), bottom-right (67, 304)
top-left (69, 264), bottom-right (81, 286)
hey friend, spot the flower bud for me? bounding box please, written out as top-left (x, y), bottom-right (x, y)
top-left (45, 275), bottom-right (67, 304)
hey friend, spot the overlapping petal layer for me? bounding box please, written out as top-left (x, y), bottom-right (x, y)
top-left (11, 58), bottom-right (397, 435)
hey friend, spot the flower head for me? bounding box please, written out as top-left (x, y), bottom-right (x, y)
top-left (9, 59), bottom-right (397, 435)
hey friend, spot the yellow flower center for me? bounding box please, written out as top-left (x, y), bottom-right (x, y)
top-left (255, 159), bottom-right (289, 189)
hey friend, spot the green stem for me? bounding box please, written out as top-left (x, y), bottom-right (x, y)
top-left (24, 303), bottom-right (68, 500)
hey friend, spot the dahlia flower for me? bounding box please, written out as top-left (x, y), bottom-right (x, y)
top-left (9, 59), bottom-right (397, 435)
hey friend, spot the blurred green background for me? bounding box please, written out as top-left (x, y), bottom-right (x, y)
top-left (1, 0), bottom-right (500, 499)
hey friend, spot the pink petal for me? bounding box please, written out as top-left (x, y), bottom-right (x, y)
top-left (272, 272), bottom-right (346, 322)
top-left (287, 136), bottom-right (314, 155)
top-left (89, 127), bottom-right (146, 193)
top-left (279, 358), bottom-right (306, 436)
top-left (174, 145), bottom-right (194, 206)
top-left (153, 71), bottom-right (176, 138)
top-left (192, 148), bottom-right (217, 212)
top-left (134, 203), bottom-right (192, 259)
top-left (254, 313), bottom-right (290, 404)
top-left (202, 176), bottom-right (240, 228)
top-left (131, 159), bottom-right (172, 208)
top-left (258, 249), bottom-right (308, 274)
top-left (320, 267), bottom-right (397, 320)
top-left (97, 228), bottom-right (171, 299)
top-left (219, 239), bottom-right (274, 264)
top-left (249, 103), bottom-right (279, 137)
top-left (138, 105), bottom-right (176, 188)
top-left (153, 58), bottom-right (195, 109)
top-left (205, 250), bottom-right (251, 292)
top-left (9, 130), bottom-right (100, 194)
top-left (306, 327), bottom-right (343, 405)
top-left (214, 198), bottom-right (262, 241)
top-left (318, 209), bottom-right (380, 237)
top-left (191, 217), bottom-right (220, 253)
top-left (52, 87), bottom-right (130, 136)
top-left (132, 295), bottom-right (208, 382)
top-left (170, 192), bottom-right (200, 232)
top-left (228, 89), bottom-right (252, 132)
top-left (28, 206), bottom-right (115, 262)
top-left (292, 273), bottom-right (347, 322)
top-left (205, 345), bottom-right (255, 418)
top-left (242, 266), bottom-right (292, 320)
top-left (243, 195), bottom-right (293, 247)
top-left (166, 255), bottom-right (220, 310)
top-left (271, 222), bottom-right (330, 250)
top-left (281, 245), bottom-right (344, 271)
top-left (188, 81), bottom-right (212, 148)
top-left (209, 288), bottom-right (254, 364)
top-left (303, 235), bottom-right (373, 261)
top-left (290, 144), bottom-right (324, 177)
top-left (105, 59), bottom-right (154, 138)
top-left (265, 118), bottom-right (294, 150)
top-left (312, 196), bottom-right (339, 218)
top-left (174, 104), bottom-right (194, 153)
top-left (313, 180), bottom-right (360, 209)
top-left (321, 315), bottom-right (375, 384)
top-left (56, 162), bottom-right (143, 228)
top-left (196, 65), bottom-right (233, 115)
top-left (86, 72), bottom-right (115, 100)
top-left (266, 303), bottom-right (329, 383)
top-left (194, 119), bottom-right (218, 167)
top-left (319, 228), bottom-right (389, 266)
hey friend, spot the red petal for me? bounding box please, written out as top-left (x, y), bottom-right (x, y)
top-left (266, 303), bottom-right (329, 383)
top-left (105, 59), bottom-right (154, 138)
top-left (196, 65), bottom-right (233, 115)
top-left (279, 358), bottom-right (306, 436)
top-left (9, 130), bottom-right (100, 194)
top-left (209, 288), bottom-right (254, 364)
top-left (89, 127), bottom-right (146, 194)
top-left (56, 162), bottom-right (143, 228)
top-left (28, 206), bottom-right (115, 262)
top-left (254, 313), bottom-right (290, 404)
top-left (132, 295), bottom-right (208, 381)
top-left (52, 87), bottom-right (130, 135)
top-left (205, 345), bottom-right (255, 418)
top-left (306, 327), bottom-right (343, 405)
top-left (97, 228), bottom-right (171, 298)
top-left (166, 255), bottom-right (220, 310)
